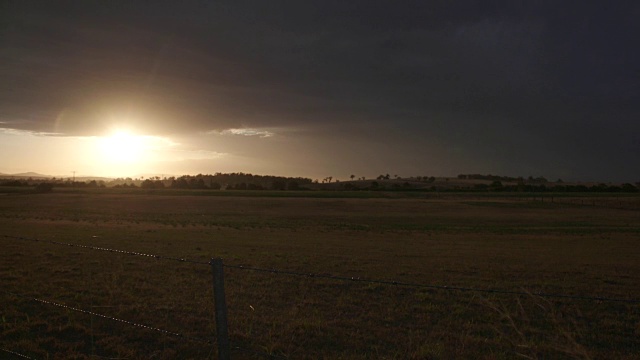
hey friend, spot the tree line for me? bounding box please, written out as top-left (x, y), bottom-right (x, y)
top-left (458, 174), bottom-right (550, 183)
top-left (0, 173), bottom-right (313, 192)
top-left (1, 173), bottom-right (638, 193)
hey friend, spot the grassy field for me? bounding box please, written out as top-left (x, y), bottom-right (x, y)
top-left (1, 190), bottom-right (639, 359)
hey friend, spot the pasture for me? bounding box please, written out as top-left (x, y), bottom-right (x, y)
top-left (1, 190), bottom-right (639, 359)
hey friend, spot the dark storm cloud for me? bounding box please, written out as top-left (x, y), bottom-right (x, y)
top-left (1, 1), bottom-right (639, 180)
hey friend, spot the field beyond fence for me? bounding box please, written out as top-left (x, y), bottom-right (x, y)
top-left (1, 192), bottom-right (639, 359)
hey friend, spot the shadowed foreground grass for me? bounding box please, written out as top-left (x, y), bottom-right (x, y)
top-left (1, 192), bottom-right (639, 359)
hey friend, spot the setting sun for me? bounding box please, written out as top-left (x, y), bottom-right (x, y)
top-left (99, 131), bottom-right (147, 164)
top-left (83, 130), bottom-right (182, 177)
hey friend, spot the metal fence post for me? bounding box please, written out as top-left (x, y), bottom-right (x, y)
top-left (211, 258), bottom-right (230, 360)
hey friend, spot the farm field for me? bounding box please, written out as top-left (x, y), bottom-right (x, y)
top-left (1, 191), bottom-right (639, 359)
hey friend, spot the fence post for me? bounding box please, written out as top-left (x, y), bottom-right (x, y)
top-left (211, 258), bottom-right (231, 360)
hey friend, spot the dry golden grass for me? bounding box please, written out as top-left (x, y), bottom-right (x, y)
top-left (1, 191), bottom-right (639, 359)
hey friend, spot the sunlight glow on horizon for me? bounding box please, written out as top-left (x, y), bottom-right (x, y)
top-left (99, 130), bottom-right (146, 164)
top-left (91, 128), bottom-right (186, 176)
top-left (0, 126), bottom-right (196, 178)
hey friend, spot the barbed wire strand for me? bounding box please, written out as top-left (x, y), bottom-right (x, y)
top-left (0, 348), bottom-right (35, 360)
top-left (1, 235), bottom-right (209, 265)
top-left (2, 296), bottom-right (279, 360)
top-left (4, 234), bottom-right (639, 303)
top-left (223, 264), bottom-right (640, 304)
top-left (2, 290), bottom-right (213, 345)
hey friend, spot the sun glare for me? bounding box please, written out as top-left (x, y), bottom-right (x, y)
top-left (91, 130), bottom-right (179, 176)
top-left (100, 131), bottom-right (147, 163)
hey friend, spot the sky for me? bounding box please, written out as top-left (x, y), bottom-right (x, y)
top-left (1, 1), bottom-right (639, 182)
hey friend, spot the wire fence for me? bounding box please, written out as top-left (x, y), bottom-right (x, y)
top-left (1, 348), bottom-right (35, 360)
top-left (0, 234), bottom-right (210, 265)
top-left (0, 284), bottom-right (283, 360)
top-left (3, 235), bottom-right (638, 304)
top-left (2, 290), bottom-right (212, 344)
top-left (0, 235), bottom-right (281, 359)
top-left (2, 234), bottom-right (639, 359)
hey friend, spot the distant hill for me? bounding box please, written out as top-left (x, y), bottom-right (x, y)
top-left (1, 172), bottom-right (52, 179)
top-left (0, 172), bottom-right (114, 181)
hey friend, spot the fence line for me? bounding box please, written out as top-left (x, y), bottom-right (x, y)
top-left (1, 348), bottom-right (35, 360)
top-left (0, 235), bottom-right (210, 266)
top-left (3, 233), bottom-right (640, 359)
top-left (2, 288), bottom-right (281, 360)
top-left (4, 234), bottom-right (639, 304)
top-left (1, 235), bottom-right (287, 359)
top-left (2, 290), bottom-right (213, 345)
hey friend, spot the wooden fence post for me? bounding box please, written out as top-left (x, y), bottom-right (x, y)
top-left (211, 258), bottom-right (230, 360)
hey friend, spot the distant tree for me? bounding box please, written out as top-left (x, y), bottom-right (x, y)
top-left (287, 181), bottom-right (300, 190)
top-left (271, 180), bottom-right (286, 190)
top-left (143, 179), bottom-right (166, 189)
top-left (350, 174), bottom-right (355, 181)
top-left (385, 174), bottom-right (390, 180)
top-left (171, 178), bottom-right (189, 189)
top-left (193, 178), bottom-right (207, 189)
